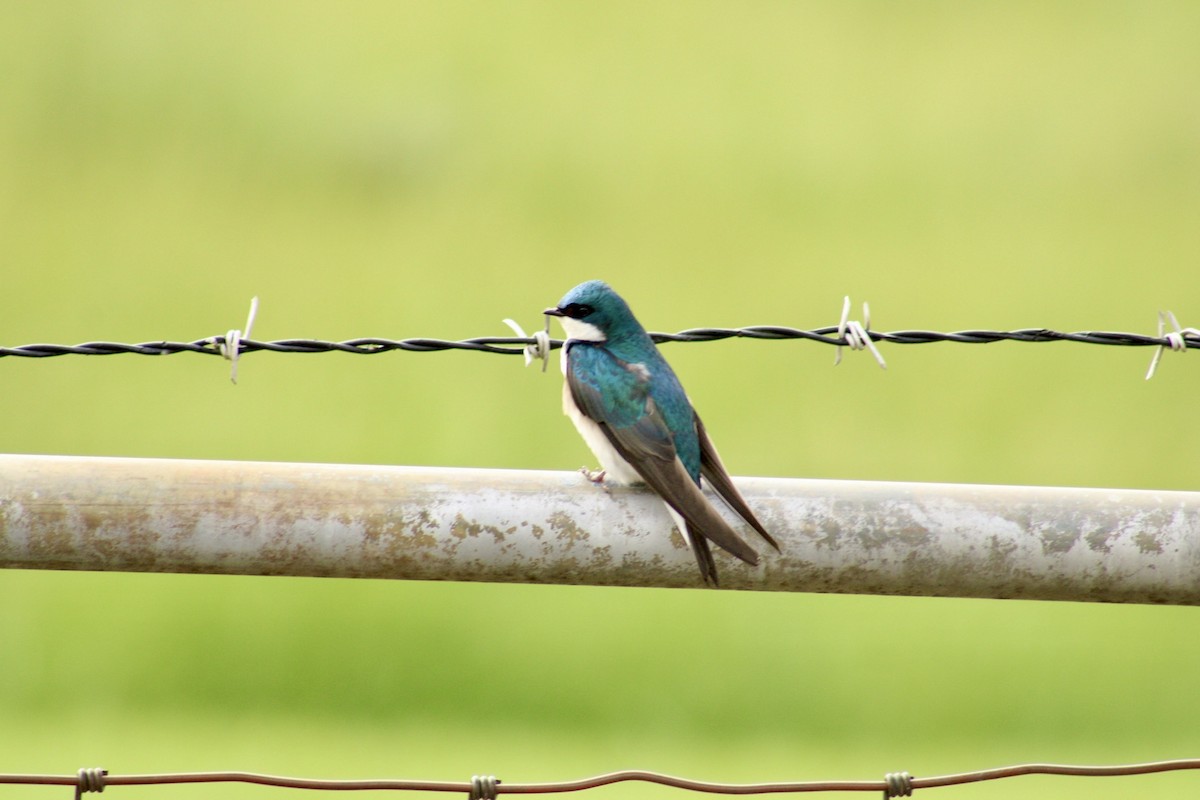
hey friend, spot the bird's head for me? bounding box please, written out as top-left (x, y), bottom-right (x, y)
top-left (544, 280), bottom-right (642, 343)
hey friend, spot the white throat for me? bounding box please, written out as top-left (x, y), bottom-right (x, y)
top-left (556, 316), bottom-right (606, 342)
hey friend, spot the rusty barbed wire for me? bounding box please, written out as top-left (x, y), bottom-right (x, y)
top-left (5, 760), bottom-right (1200, 797)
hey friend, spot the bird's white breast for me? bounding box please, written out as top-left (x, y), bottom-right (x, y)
top-left (559, 345), bottom-right (642, 485)
top-left (561, 379), bottom-right (642, 484)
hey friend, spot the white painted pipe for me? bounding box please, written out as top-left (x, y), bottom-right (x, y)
top-left (1, 455), bottom-right (1196, 603)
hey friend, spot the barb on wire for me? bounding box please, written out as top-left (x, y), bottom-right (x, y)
top-left (1145, 310), bottom-right (1199, 380)
top-left (833, 296), bottom-right (886, 369)
top-left (882, 772), bottom-right (912, 799)
top-left (3, 760), bottom-right (1200, 796)
top-left (502, 318), bottom-right (552, 371)
top-left (469, 776), bottom-right (500, 800)
top-left (213, 296), bottom-right (259, 384)
top-left (74, 768), bottom-right (106, 800)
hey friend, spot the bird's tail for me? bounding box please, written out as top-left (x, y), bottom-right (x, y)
top-left (667, 505), bottom-right (722, 586)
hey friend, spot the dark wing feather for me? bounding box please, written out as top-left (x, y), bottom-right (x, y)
top-left (690, 532), bottom-right (721, 586)
top-left (695, 414), bottom-right (780, 552)
top-left (566, 355), bottom-right (761, 571)
top-left (603, 399), bottom-right (760, 567)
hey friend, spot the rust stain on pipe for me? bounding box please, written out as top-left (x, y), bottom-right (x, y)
top-left (1, 455), bottom-right (1198, 603)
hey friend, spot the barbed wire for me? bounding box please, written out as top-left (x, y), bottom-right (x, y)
top-left (0, 298), bottom-right (1194, 381)
top-left (0, 335), bottom-right (542, 358)
top-left (4, 327), bottom-right (1197, 357)
top-left (6, 760), bottom-right (1200, 799)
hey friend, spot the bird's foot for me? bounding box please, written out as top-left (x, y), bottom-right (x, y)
top-left (579, 467), bottom-right (610, 491)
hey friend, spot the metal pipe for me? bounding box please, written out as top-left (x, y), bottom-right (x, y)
top-left (1, 454), bottom-right (1197, 603)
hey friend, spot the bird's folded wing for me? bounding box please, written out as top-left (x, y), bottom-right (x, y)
top-left (695, 415), bottom-right (780, 552)
top-left (566, 355), bottom-right (760, 566)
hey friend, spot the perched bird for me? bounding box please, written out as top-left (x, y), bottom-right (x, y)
top-left (545, 280), bottom-right (779, 585)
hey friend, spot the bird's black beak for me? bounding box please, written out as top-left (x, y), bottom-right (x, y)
top-left (543, 307), bottom-right (564, 317)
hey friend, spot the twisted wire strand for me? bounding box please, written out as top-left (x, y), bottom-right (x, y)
top-left (74, 768), bottom-right (107, 800)
top-left (1, 326), bottom-right (1195, 359)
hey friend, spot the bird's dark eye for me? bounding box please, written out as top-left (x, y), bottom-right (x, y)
top-left (562, 303), bottom-right (594, 319)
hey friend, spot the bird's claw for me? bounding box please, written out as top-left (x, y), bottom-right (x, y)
top-left (579, 467), bottom-right (609, 491)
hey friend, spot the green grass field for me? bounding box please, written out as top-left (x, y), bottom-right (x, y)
top-left (2, 3), bottom-right (1198, 799)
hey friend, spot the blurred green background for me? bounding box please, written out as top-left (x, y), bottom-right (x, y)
top-left (2, 3), bottom-right (1198, 799)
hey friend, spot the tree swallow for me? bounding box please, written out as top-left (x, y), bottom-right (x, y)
top-left (545, 280), bottom-right (779, 586)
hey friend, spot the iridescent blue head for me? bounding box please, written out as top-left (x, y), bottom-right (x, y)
top-left (543, 280), bottom-right (646, 344)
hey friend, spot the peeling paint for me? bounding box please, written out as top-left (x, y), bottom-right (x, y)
top-left (1085, 527), bottom-right (1116, 553)
top-left (450, 514), bottom-right (483, 540)
top-left (1135, 530), bottom-right (1164, 555)
top-left (546, 510), bottom-right (589, 545)
top-left (1040, 528), bottom-right (1078, 555)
